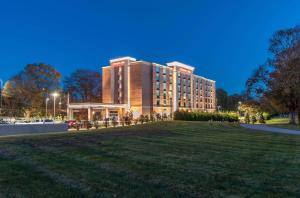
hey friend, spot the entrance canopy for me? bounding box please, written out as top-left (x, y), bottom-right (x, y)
top-left (67, 103), bottom-right (128, 121)
top-left (68, 103), bottom-right (127, 109)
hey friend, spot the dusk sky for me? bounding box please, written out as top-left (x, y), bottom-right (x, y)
top-left (0, 0), bottom-right (300, 94)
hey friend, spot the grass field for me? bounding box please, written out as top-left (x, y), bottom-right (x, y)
top-left (266, 117), bottom-right (300, 131)
top-left (0, 121), bottom-right (299, 197)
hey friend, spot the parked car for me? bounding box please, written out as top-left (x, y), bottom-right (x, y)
top-left (43, 119), bottom-right (55, 124)
top-left (0, 120), bottom-right (9, 125)
top-left (14, 119), bottom-right (30, 125)
top-left (65, 120), bottom-right (77, 129)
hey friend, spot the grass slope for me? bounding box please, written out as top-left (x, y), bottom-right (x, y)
top-left (0, 121), bottom-right (299, 197)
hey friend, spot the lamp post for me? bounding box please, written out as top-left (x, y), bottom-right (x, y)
top-left (238, 101), bottom-right (242, 117)
top-left (0, 79), bottom-right (3, 115)
top-left (45, 97), bottom-right (50, 118)
top-left (51, 92), bottom-right (59, 120)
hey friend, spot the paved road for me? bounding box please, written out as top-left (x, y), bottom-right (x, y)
top-left (241, 124), bottom-right (300, 135)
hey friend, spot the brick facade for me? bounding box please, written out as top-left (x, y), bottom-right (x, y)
top-left (102, 57), bottom-right (216, 117)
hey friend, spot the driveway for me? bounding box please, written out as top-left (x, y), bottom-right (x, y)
top-left (241, 124), bottom-right (300, 135)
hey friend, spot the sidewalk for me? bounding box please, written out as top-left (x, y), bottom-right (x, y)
top-left (241, 124), bottom-right (300, 135)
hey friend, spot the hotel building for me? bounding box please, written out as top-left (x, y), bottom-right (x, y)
top-left (67, 56), bottom-right (216, 121)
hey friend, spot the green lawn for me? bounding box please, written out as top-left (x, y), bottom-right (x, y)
top-left (0, 121), bottom-right (300, 197)
top-left (266, 117), bottom-right (300, 131)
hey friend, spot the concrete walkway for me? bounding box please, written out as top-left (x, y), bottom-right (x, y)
top-left (241, 124), bottom-right (300, 135)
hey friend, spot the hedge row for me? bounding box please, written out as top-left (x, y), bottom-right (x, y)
top-left (174, 111), bottom-right (239, 122)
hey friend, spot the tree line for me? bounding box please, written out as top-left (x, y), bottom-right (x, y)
top-left (217, 25), bottom-right (300, 125)
top-left (246, 25), bottom-right (300, 124)
top-left (0, 64), bottom-right (102, 118)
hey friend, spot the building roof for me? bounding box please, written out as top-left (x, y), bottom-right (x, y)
top-left (193, 74), bottom-right (216, 82)
top-left (110, 56), bottom-right (136, 63)
top-left (166, 61), bottom-right (195, 72)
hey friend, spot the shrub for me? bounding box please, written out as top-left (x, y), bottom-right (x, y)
top-left (263, 112), bottom-right (271, 120)
top-left (144, 115), bottom-right (149, 123)
top-left (251, 115), bottom-right (257, 124)
top-left (174, 110), bottom-right (239, 122)
top-left (258, 113), bottom-right (265, 124)
top-left (244, 113), bottom-right (250, 124)
top-left (139, 115), bottom-right (145, 124)
top-left (112, 116), bottom-right (118, 127)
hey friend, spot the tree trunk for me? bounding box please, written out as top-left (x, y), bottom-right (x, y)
top-left (289, 111), bottom-right (296, 124)
top-left (297, 108), bottom-right (300, 124)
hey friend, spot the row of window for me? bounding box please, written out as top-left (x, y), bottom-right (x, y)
top-left (156, 99), bottom-right (171, 106)
top-left (117, 67), bottom-right (123, 104)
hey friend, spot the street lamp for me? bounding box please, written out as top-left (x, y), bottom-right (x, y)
top-left (0, 79), bottom-right (3, 114)
top-left (51, 92), bottom-right (59, 120)
top-left (45, 97), bottom-right (50, 118)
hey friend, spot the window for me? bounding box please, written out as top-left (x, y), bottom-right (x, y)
top-left (156, 73), bottom-right (160, 81)
top-left (163, 67), bottom-right (166, 74)
top-left (156, 66), bottom-right (160, 73)
top-left (156, 82), bottom-right (160, 90)
top-left (156, 90), bottom-right (160, 99)
top-left (163, 75), bottom-right (167, 82)
top-left (163, 83), bottom-right (166, 90)
top-left (177, 85), bottom-right (181, 91)
top-left (157, 100), bottom-right (160, 106)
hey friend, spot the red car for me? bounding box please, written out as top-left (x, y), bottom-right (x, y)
top-left (66, 120), bottom-right (77, 129)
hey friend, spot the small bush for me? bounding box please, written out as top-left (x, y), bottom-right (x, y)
top-left (174, 110), bottom-right (239, 122)
top-left (244, 113), bottom-right (250, 124)
top-left (263, 112), bottom-right (271, 120)
top-left (251, 115), bottom-right (257, 124)
top-left (258, 113), bottom-right (265, 124)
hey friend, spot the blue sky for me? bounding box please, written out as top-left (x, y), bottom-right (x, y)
top-left (0, 0), bottom-right (300, 94)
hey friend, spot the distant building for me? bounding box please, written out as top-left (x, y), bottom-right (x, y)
top-left (67, 56), bottom-right (216, 121)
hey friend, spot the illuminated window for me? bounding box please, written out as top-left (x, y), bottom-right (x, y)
top-left (163, 67), bottom-right (166, 74)
top-left (163, 75), bottom-right (167, 82)
top-left (156, 66), bottom-right (160, 73)
top-left (156, 82), bottom-right (160, 90)
top-left (156, 73), bottom-right (160, 81)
